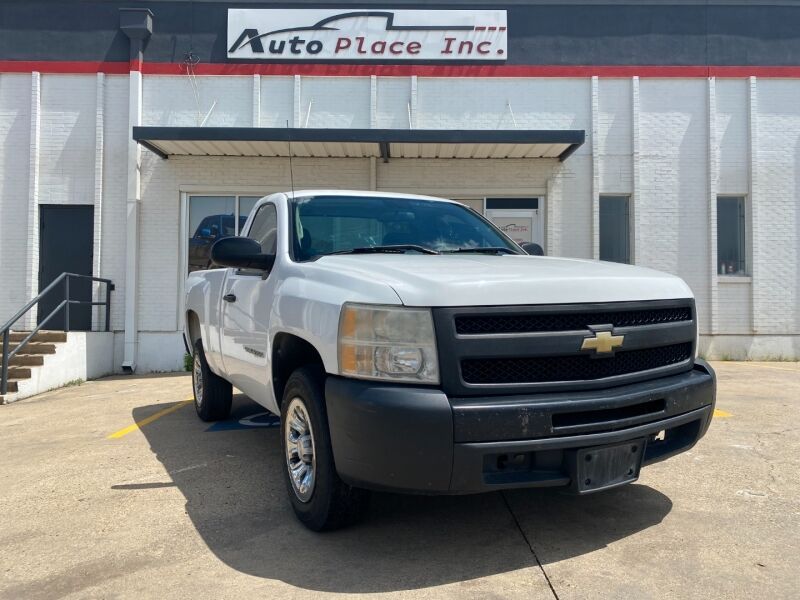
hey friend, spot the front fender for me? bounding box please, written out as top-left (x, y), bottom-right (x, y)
top-left (270, 268), bottom-right (403, 376)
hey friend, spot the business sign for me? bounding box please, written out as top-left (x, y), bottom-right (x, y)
top-left (494, 217), bottom-right (533, 245)
top-left (227, 9), bottom-right (508, 61)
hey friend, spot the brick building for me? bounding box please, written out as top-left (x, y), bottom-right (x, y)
top-left (0, 0), bottom-right (799, 374)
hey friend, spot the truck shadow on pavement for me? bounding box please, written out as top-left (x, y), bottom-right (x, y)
top-left (131, 395), bottom-right (673, 593)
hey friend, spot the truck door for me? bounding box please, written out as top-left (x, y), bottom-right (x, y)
top-left (219, 202), bottom-right (279, 405)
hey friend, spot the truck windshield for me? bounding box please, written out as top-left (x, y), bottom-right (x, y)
top-left (291, 196), bottom-right (521, 262)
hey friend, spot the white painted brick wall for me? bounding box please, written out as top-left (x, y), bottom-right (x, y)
top-left (753, 79), bottom-right (800, 334)
top-left (101, 76), bottom-right (130, 331)
top-left (539, 157), bottom-right (593, 259)
top-left (0, 74), bottom-right (32, 324)
top-left (716, 79), bottom-right (749, 194)
top-left (299, 77), bottom-right (371, 129)
top-left (598, 79), bottom-right (633, 156)
top-left (39, 75), bottom-right (96, 205)
top-left (377, 157), bottom-right (556, 194)
top-left (376, 77), bottom-right (412, 129)
top-left (143, 75), bottom-right (253, 127)
top-left (260, 76), bottom-right (294, 127)
top-left (717, 281), bottom-right (752, 334)
top-left (597, 79), bottom-right (633, 193)
top-left (417, 79), bottom-right (591, 155)
top-left (638, 79), bottom-right (710, 328)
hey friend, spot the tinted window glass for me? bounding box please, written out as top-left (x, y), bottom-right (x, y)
top-left (717, 196), bottom-right (747, 275)
top-left (238, 196), bottom-right (262, 232)
top-left (188, 196), bottom-right (236, 273)
top-left (599, 196), bottom-right (631, 264)
top-left (291, 196), bottom-right (519, 261)
top-left (248, 203), bottom-right (278, 254)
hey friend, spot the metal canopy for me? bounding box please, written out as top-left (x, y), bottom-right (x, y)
top-left (133, 127), bottom-right (585, 162)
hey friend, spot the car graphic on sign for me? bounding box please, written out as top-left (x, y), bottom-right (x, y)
top-left (229, 11), bottom-right (476, 54)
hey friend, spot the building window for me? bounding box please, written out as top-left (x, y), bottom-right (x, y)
top-left (717, 196), bottom-right (747, 276)
top-left (187, 194), bottom-right (264, 273)
top-left (599, 195), bottom-right (631, 264)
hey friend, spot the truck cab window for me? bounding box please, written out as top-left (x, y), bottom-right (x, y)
top-left (247, 203), bottom-right (278, 255)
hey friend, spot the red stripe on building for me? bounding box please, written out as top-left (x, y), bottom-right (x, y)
top-left (0, 60), bottom-right (131, 74)
top-left (0, 60), bottom-right (799, 78)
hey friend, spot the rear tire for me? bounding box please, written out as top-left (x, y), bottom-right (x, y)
top-left (192, 340), bottom-right (232, 422)
top-left (281, 365), bottom-right (369, 531)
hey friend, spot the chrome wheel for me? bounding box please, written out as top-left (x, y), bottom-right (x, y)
top-left (285, 397), bottom-right (316, 503)
top-left (193, 352), bottom-right (204, 409)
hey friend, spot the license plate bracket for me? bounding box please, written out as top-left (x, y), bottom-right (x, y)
top-left (572, 439), bottom-right (646, 493)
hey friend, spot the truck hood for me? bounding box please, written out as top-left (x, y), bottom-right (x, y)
top-left (315, 254), bottom-right (693, 306)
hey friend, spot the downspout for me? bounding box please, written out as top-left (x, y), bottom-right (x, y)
top-left (120, 9), bottom-right (153, 373)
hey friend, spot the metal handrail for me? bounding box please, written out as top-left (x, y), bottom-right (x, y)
top-left (1, 273), bottom-right (114, 395)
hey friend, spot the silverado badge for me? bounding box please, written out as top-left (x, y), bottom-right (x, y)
top-left (581, 331), bottom-right (624, 355)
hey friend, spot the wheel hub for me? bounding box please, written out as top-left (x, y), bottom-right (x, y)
top-left (193, 352), bottom-right (203, 408)
top-left (285, 397), bottom-right (316, 503)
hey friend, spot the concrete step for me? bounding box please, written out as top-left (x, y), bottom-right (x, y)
top-left (3, 380), bottom-right (19, 393)
top-left (6, 342), bottom-right (56, 355)
top-left (6, 367), bottom-right (31, 379)
top-left (9, 330), bottom-right (67, 344)
top-left (9, 354), bottom-right (44, 367)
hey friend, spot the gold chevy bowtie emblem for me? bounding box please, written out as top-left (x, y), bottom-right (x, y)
top-left (581, 331), bottom-right (624, 354)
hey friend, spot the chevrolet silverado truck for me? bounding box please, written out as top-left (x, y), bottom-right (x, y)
top-left (184, 190), bottom-right (716, 531)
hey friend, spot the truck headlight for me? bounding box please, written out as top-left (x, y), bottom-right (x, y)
top-left (338, 303), bottom-right (440, 384)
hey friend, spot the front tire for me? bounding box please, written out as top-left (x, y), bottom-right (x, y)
top-left (281, 366), bottom-right (368, 531)
top-left (192, 340), bottom-right (232, 422)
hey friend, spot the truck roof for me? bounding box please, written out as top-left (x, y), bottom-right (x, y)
top-left (279, 190), bottom-right (460, 204)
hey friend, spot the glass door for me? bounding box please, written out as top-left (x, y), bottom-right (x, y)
top-left (187, 195), bottom-right (264, 273)
top-left (484, 198), bottom-right (543, 248)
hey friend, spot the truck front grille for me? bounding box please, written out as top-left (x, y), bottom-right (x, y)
top-left (461, 342), bottom-right (693, 385)
top-left (432, 299), bottom-right (697, 396)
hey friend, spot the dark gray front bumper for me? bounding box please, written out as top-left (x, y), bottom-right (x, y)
top-left (325, 360), bottom-right (716, 494)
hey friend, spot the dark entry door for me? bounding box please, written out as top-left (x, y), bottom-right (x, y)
top-left (38, 205), bottom-right (94, 331)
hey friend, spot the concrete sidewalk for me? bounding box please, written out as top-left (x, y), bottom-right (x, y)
top-left (1, 362), bottom-right (798, 599)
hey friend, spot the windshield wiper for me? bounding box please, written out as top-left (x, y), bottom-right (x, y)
top-left (330, 245), bottom-right (440, 256)
top-left (444, 247), bottom-right (518, 255)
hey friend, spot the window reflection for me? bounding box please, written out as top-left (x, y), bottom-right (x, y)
top-left (717, 196), bottom-right (747, 276)
top-left (238, 197), bottom-right (261, 231)
top-left (188, 195), bottom-right (262, 273)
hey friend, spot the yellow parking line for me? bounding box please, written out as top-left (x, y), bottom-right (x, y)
top-left (107, 399), bottom-right (193, 439)
top-left (714, 409), bottom-right (733, 418)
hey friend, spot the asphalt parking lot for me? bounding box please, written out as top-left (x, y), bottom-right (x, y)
top-left (1, 362), bottom-right (799, 599)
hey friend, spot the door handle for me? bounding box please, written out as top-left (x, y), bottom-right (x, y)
top-left (223, 293), bottom-right (237, 303)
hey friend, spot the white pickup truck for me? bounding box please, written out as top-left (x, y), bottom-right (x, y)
top-left (184, 190), bottom-right (716, 531)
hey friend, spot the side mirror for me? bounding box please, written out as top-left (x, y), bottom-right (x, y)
top-left (521, 242), bottom-right (545, 256)
top-left (211, 237), bottom-right (275, 271)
